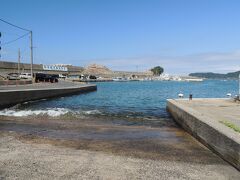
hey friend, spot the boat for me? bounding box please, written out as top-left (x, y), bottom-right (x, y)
top-left (112, 77), bottom-right (128, 82)
top-left (184, 78), bottom-right (204, 82)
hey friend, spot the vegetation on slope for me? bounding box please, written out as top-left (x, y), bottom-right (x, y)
top-left (189, 71), bottom-right (240, 79)
top-left (220, 120), bottom-right (240, 133)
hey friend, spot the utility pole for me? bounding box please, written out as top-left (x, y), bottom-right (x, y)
top-left (18, 48), bottom-right (21, 74)
top-left (0, 19), bottom-right (33, 78)
top-left (239, 73), bottom-right (240, 96)
top-left (30, 31), bottom-right (33, 78)
top-left (0, 32), bottom-right (1, 59)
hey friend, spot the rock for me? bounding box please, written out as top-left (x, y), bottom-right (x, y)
top-left (83, 64), bottom-right (112, 75)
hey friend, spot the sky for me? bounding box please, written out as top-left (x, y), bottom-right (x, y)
top-left (1, 0), bottom-right (240, 74)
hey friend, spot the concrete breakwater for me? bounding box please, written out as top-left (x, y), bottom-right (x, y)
top-left (0, 84), bottom-right (97, 109)
top-left (167, 98), bottom-right (240, 170)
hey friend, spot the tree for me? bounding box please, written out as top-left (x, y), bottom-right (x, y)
top-left (151, 66), bottom-right (164, 76)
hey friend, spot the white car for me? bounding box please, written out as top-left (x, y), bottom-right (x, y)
top-left (20, 73), bottom-right (32, 79)
top-left (7, 73), bottom-right (20, 80)
top-left (59, 74), bottom-right (67, 79)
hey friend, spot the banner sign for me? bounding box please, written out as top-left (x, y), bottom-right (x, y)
top-left (43, 65), bottom-right (68, 72)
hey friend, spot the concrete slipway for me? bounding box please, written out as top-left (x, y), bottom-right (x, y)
top-left (167, 98), bottom-right (240, 170)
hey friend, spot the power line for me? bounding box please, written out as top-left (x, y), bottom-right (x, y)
top-left (0, 18), bottom-right (30, 32)
top-left (0, 31), bottom-right (21, 36)
top-left (1, 32), bottom-right (30, 46)
top-left (0, 18), bottom-right (34, 78)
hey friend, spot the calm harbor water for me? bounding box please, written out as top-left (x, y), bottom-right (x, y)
top-left (0, 79), bottom-right (238, 123)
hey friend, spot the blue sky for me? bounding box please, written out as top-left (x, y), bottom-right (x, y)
top-left (1, 0), bottom-right (240, 74)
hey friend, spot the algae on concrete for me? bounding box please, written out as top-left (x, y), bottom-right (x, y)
top-left (220, 120), bottom-right (240, 133)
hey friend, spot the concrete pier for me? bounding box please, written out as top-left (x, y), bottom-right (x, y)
top-left (167, 98), bottom-right (240, 170)
top-left (0, 83), bottom-right (97, 109)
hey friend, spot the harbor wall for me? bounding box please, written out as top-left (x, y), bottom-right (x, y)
top-left (0, 60), bottom-right (84, 75)
top-left (0, 84), bottom-right (97, 109)
top-left (166, 99), bottom-right (240, 170)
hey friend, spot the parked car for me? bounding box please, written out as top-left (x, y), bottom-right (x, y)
top-left (59, 74), bottom-right (67, 79)
top-left (7, 73), bottom-right (20, 80)
top-left (34, 73), bottom-right (58, 83)
top-left (20, 73), bottom-right (32, 79)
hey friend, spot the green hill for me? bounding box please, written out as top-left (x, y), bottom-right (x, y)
top-left (189, 71), bottom-right (240, 79)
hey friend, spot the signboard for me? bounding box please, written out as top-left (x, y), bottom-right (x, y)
top-left (42, 65), bottom-right (68, 72)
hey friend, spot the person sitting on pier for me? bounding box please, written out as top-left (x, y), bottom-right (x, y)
top-left (234, 95), bottom-right (240, 102)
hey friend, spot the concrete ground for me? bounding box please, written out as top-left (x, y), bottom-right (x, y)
top-left (173, 98), bottom-right (240, 131)
top-left (0, 80), bottom-right (86, 90)
top-left (0, 134), bottom-right (239, 180)
top-left (0, 116), bottom-right (239, 179)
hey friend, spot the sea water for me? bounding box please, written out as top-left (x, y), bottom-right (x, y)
top-left (0, 79), bottom-right (238, 121)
